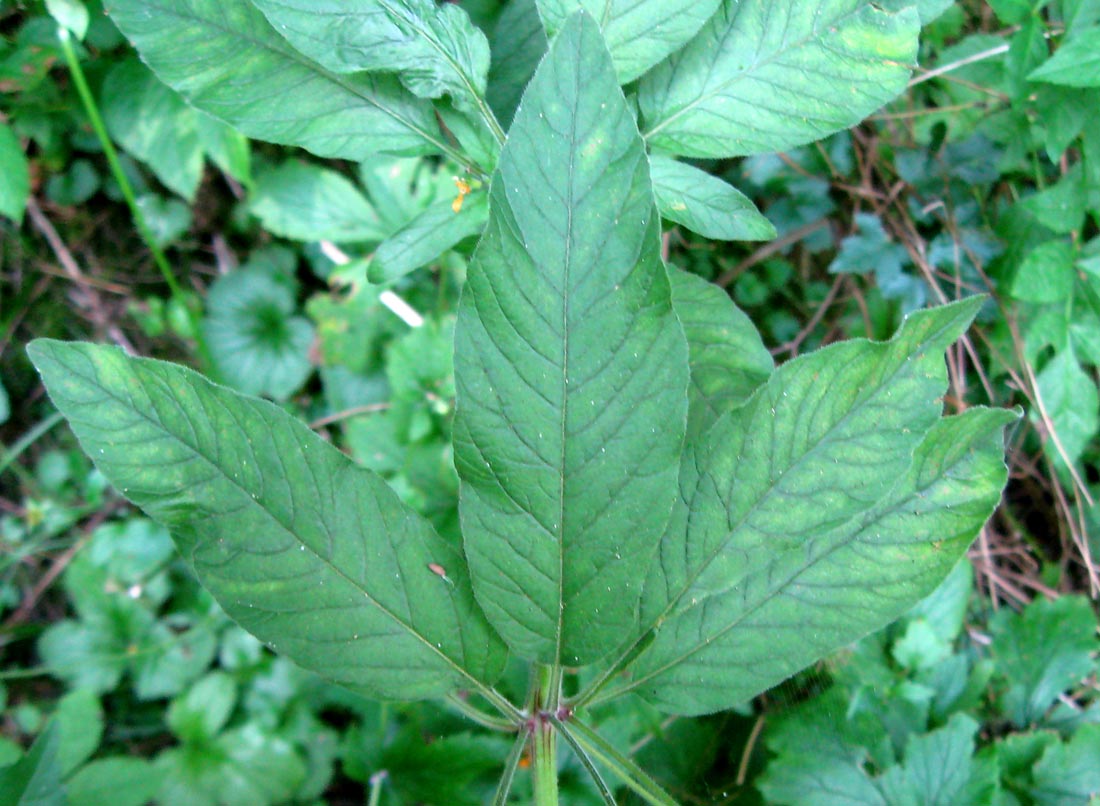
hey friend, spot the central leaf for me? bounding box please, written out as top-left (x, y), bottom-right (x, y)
top-left (453, 12), bottom-right (690, 666)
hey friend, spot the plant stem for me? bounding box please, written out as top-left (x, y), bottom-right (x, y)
top-left (366, 771), bottom-right (387, 806)
top-left (554, 717), bottom-right (616, 805)
top-left (492, 730), bottom-right (530, 806)
top-left (55, 26), bottom-right (214, 373)
top-left (530, 664), bottom-right (560, 806)
top-left (0, 412), bottom-right (63, 487)
top-left (557, 717), bottom-right (678, 806)
top-left (532, 714), bottom-right (558, 806)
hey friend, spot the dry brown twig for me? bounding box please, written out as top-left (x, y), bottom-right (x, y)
top-left (25, 196), bottom-right (136, 354)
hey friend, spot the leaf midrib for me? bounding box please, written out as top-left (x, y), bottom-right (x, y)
top-left (552, 48), bottom-right (581, 670)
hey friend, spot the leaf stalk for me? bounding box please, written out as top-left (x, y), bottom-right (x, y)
top-left (553, 717), bottom-right (678, 806)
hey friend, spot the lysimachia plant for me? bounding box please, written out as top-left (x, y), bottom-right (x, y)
top-left (29, 1), bottom-right (1016, 802)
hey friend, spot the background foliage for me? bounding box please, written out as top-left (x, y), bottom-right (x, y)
top-left (1, 0), bottom-right (1098, 803)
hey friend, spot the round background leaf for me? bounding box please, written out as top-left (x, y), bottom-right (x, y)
top-left (202, 268), bottom-right (314, 401)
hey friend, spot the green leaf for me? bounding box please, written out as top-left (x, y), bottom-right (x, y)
top-left (638, 268), bottom-right (776, 655)
top-left (910, 0), bottom-right (956, 24)
top-left (0, 379), bottom-right (10, 425)
top-left (639, 0), bottom-right (920, 158)
top-left (453, 11), bottom-right (690, 665)
top-left (757, 688), bottom-right (888, 806)
top-left (0, 721), bottom-right (64, 806)
top-left (1019, 165), bottom-right (1088, 234)
top-left (1030, 723), bottom-right (1100, 805)
top-left (1011, 240), bottom-right (1076, 303)
top-left (249, 161), bottom-right (387, 243)
top-left (907, 559), bottom-right (973, 645)
top-left (622, 301), bottom-right (1015, 715)
top-left (1029, 26), bottom-right (1100, 87)
top-left (252, 0), bottom-right (492, 115)
top-left (130, 615), bottom-right (218, 700)
top-left (875, 714), bottom-right (982, 805)
top-left (376, 731), bottom-right (512, 806)
top-left (1033, 85), bottom-right (1093, 161)
top-left (66, 758), bottom-right (163, 806)
top-left (987, 0), bottom-right (1034, 24)
top-left (166, 673), bottom-right (237, 743)
top-left (0, 122), bottom-right (30, 224)
top-left (1063, 0), bottom-right (1100, 34)
top-left (100, 59), bottom-right (204, 201)
top-left (535, 0), bottom-right (722, 83)
top-left (53, 689), bottom-right (102, 777)
top-left (201, 266), bottom-right (315, 401)
top-left (830, 213), bottom-right (923, 309)
top-left (649, 156), bottom-right (776, 241)
top-left (486, 0), bottom-right (546, 128)
top-left (134, 194), bottom-right (191, 247)
top-left (155, 723), bottom-right (304, 806)
top-left (86, 518), bottom-right (175, 584)
top-left (368, 192), bottom-right (489, 284)
top-left (27, 340), bottom-right (508, 701)
top-left (989, 595), bottom-right (1099, 727)
top-left (45, 159), bottom-right (99, 207)
top-left (892, 618), bottom-right (953, 671)
top-left (196, 114), bottom-right (251, 187)
top-left (667, 265), bottom-right (773, 437)
top-left (36, 619), bottom-right (126, 696)
top-left (104, 0), bottom-right (445, 160)
top-left (1032, 349), bottom-right (1099, 472)
top-left (997, 730), bottom-right (1059, 781)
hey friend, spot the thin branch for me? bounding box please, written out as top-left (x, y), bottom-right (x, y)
top-left (715, 218), bottom-right (831, 288)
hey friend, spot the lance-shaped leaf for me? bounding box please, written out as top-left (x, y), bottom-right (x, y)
top-left (617, 301), bottom-right (1015, 715)
top-left (650, 156), bottom-right (776, 242)
top-left (639, 299), bottom-right (979, 628)
top-left (101, 59), bottom-right (204, 202)
top-left (369, 192), bottom-right (489, 284)
top-left (536, 0), bottom-right (723, 84)
top-left (252, 0), bottom-right (492, 116)
top-left (453, 12), bottom-right (690, 666)
top-left (638, 267), bottom-right (775, 654)
top-left (104, 0), bottom-right (445, 160)
top-left (668, 265), bottom-right (773, 437)
top-left (634, 410), bottom-right (1015, 716)
top-left (28, 341), bottom-right (508, 702)
top-left (249, 161), bottom-right (388, 243)
top-left (639, 0), bottom-right (920, 158)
